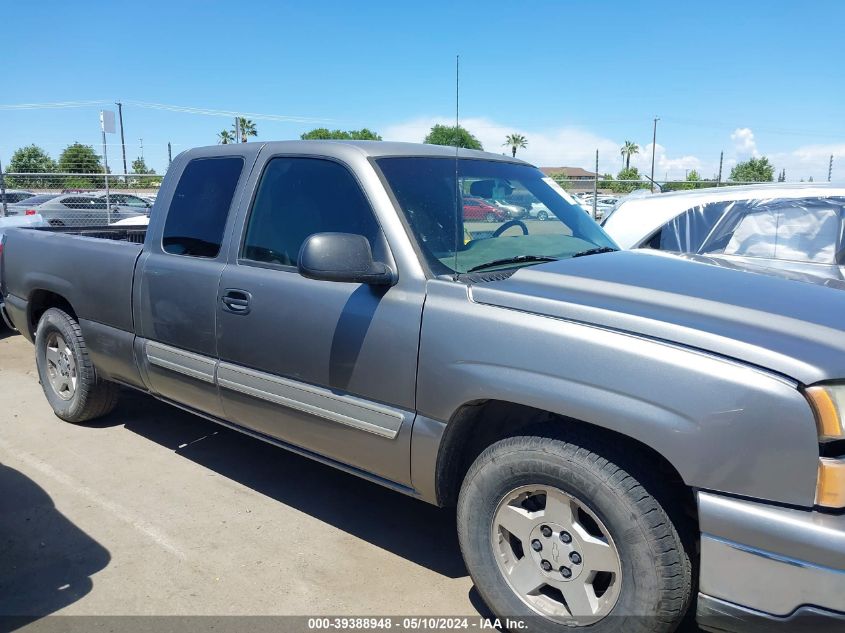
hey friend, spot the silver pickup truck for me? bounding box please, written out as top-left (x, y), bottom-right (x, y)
top-left (2, 141), bottom-right (844, 632)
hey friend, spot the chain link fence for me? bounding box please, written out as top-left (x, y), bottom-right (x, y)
top-left (0, 171), bottom-right (162, 226)
top-left (0, 169), bottom-right (789, 227)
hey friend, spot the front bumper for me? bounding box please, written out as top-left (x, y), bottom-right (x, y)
top-left (696, 491), bottom-right (845, 630)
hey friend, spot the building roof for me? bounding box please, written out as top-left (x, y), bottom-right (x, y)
top-left (540, 166), bottom-right (598, 178)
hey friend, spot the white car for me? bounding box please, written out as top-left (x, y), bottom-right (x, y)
top-left (111, 215), bottom-right (150, 226)
top-left (601, 182), bottom-right (845, 284)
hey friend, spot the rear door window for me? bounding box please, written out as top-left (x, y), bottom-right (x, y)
top-left (162, 156), bottom-right (243, 257)
top-left (240, 157), bottom-right (384, 267)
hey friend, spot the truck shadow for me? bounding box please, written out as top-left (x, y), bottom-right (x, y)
top-left (113, 389), bottom-right (468, 580)
top-left (0, 462), bottom-right (111, 629)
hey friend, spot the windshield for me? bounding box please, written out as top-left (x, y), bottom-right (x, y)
top-left (377, 157), bottom-right (616, 275)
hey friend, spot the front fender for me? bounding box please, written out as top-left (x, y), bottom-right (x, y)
top-left (417, 281), bottom-right (819, 507)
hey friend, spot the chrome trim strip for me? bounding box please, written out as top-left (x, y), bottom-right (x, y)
top-left (702, 533), bottom-right (845, 575)
top-left (145, 340), bottom-right (217, 384)
top-left (217, 362), bottom-right (403, 439)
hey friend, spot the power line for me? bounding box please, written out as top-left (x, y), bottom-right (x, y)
top-left (0, 99), bottom-right (331, 124)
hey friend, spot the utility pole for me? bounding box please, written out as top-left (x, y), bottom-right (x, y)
top-left (116, 101), bottom-right (128, 177)
top-left (829, 154), bottom-right (834, 182)
top-left (0, 159), bottom-right (7, 217)
top-left (593, 149), bottom-right (599, 220)
top-left (650, 116), bottom-right (659, 192)
top-left (139, 138), bottom-right (144, 160)
top-left (168, 142), bottom-right (172, 167)
top-left (717, 151), bottom-right (723, 187)
top-left (234, 116), bottom-right (240, 143)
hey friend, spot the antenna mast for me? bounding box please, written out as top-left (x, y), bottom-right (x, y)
top-left (453, 54), bottom-right (461, 279)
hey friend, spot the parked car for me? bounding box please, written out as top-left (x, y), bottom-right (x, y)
top-left (463, 196), bottom-right (507, 222)
top-left (4, 193), bottom-right (146, 227)
top-left (602, 183), bottom-right (845, 284)
top-left (89, 191), bottom-right (153, 215)
top-left (2, 141), bottom-right (845, 632)
top-left (6, 193), bottom-right (59, 216)
top-left (0, 189), bottom-right (35, 207)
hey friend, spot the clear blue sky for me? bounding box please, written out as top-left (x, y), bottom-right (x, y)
top-left (2, 0), bottom-right (844, 179)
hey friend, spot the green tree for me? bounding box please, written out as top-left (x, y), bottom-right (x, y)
top-left (620, 141), bottom-right (640, 169)
top-left (131, 156), bottom-right (154, 174)
top-left (611, 166), bottom-right (644, 193)
top-left (503, 133), bottom-right (527, 157)
top-left (6, 144), bottom-right (56, 188)
top-left (218, 129), bottom-right (235, 144)
top-left (130, 156), bottom-right (160, 188)
top-left (729, 156), bottom-right (774, 182)
top-left (423, 124), bottom-right (483, 150)
top-left (300, 128), bottom-right (383, 140)
top-left (56, 143), bottom-right (104, 188)
top-left (58, 143), bottom-right (103, 174)
top-left (234, 117), bottom-right (258, 142)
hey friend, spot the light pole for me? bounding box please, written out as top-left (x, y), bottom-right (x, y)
top-left (650, 116), bottom-right (659, 192)
top-left (116, 101), bottom-right (128, 178)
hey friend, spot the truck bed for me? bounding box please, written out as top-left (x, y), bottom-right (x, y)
top-left (2, 225), bottom-right (145, 338)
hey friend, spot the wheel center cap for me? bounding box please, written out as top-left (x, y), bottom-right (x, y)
top-left (529, 523), bottom-right (585, 582)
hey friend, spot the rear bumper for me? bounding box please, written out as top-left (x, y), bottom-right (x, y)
top-left (696, 491), bottom-right (845, 630)
top-left (0, 298), bottom-right (15, 331)
top-left (1, 293), bottom-right (29, 339)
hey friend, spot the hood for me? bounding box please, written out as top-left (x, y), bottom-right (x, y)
top-left (676, 253), bottom-right (845, 291)
top-left (469, 250), bottom-right (845, 385)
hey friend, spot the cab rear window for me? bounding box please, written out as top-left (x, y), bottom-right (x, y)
top-left (162, 157), bottom-right (243, 257)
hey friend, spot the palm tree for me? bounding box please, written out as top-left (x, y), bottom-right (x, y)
top-left (620, 141), bottom-right (640, 169)
top-left (503, 133), bottom-right (528, 157)
top-left (218, 130), bottom-right (234, 144)
top-left (235, 117), bottom-right (258, 142)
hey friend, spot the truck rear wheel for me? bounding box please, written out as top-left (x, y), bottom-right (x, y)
top-left (457, 433), bottom-right (692, 633)
top-left (35, 308), bottom-right (120, 423)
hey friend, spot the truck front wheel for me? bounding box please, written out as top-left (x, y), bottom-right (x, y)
top-left (35, 308), bottom-right (120, 423)
top-left (457, 434), bottom-right (692, 633)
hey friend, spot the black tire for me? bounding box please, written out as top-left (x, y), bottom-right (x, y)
top-left (537, 210), bottom-right (548, 221)
top-left (457, 433), bottom-right (692, 633)
top-left (35, 308), bottom-right (120, 423)
top-left (48, 219), bottom-right (65, 227)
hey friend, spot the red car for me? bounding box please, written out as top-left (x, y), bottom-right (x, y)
top-left (463, 196), bottom-right (507, 222)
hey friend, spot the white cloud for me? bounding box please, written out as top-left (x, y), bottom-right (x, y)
top-left (772, 142), bottom-right (845, 180)
top-left (382, 117), bottom-right (844, 182)
top-left (731, 127), bottom-right (759, 157)
top-left (382, 116), bottom-right (704, 179)
top-left (631, 143), bottom-right (702, 179)
top-left (382, 116), bottom-right (618, 171)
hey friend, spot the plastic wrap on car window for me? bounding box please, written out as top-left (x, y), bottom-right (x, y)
top-left (656, 196), bottom-right (845, 265)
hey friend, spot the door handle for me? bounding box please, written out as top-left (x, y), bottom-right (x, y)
top-left (221, 289), bottom-right (251, 315)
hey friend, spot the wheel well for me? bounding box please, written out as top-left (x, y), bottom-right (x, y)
top-left (29, 290), bottom-right (76, 335)
top-left (435, 400), bottom-right (696, 524)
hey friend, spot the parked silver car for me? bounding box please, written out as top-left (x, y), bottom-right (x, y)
top-left (5, 193), bottom-right (145, 227)
top-left (89, 191), bottom-right (153, 215)
top-left (602, 183), bottom-right (845, 284)
top-left (0, 189), bottom-right (36, 207)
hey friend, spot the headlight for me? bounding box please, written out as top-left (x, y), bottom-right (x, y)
top-left (805, 384), bottom-right (845, 441)
top-left (805, 384), bottom-right (845, 508)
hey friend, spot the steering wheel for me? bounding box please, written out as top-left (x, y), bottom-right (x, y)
top-left (492, 219), bottom-right (529, 237)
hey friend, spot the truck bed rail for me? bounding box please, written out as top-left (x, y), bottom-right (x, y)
top-left (28, 225), bottom-right (148, 244)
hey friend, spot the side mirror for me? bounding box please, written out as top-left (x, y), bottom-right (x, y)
top-left (298, 233), bottom-right (396, 286)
